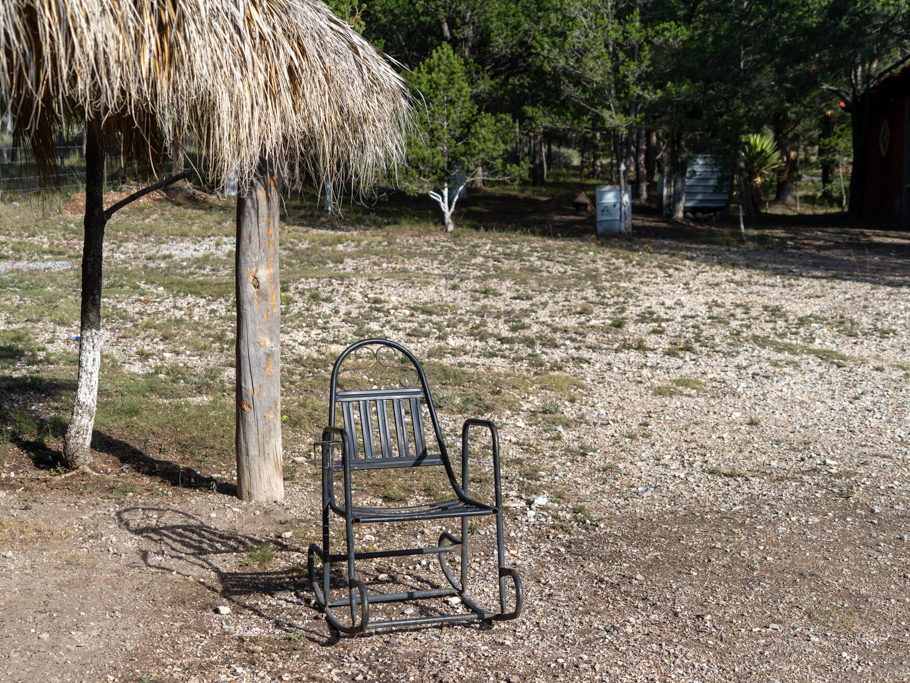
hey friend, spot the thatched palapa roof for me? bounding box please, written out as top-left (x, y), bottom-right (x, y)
top-left (0, 0), bottom-right (409, 187)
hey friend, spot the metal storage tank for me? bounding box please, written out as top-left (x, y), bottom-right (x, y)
top-left (595, 185), bottom-right (631, 235)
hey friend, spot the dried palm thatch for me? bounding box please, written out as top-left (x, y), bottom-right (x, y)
top-left (0, 0), bottom-right (409, 188)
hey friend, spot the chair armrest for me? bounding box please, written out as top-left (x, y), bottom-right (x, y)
top-left (313, 426), bottom-right (347, 469)
top-left (461, 418), bottom-right (503, 510)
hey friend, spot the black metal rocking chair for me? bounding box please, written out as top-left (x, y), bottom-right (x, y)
top-left (308, 339), bottom-right (523, 633)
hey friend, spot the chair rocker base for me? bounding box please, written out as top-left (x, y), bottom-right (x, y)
top-left (307, 534), bottom-right (522, 634)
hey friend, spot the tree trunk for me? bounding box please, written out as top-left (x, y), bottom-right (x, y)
top-left (672, 171), bottom-right (686, 220)
top-left (671, 136), bottom-right (686, 220)
top-left (530, 132), bottom-right (546, 186)
top-left (819, 109), bottom-right (837, 201)
top-left (847, 94), bottom-right (870, 217)
top-left (659, 145), bottom-right (672, 216)
top-left (645, 130), bottom-right (658, 185)
top-left (322, 178), bottom-right (333, 216)
top-left (64, 121), bottom-right (106, 470)
top-left (235, 165), bottom-right (284, 503)
top-left (773, 113), bottom-right (798, 204)
top-left (635, 128), bottom-right (648, 202)
top-left (171, 136), bottom-right (184, 176)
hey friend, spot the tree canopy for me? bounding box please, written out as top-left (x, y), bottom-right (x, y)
top-left (357, 0), bottom-right (910, 215)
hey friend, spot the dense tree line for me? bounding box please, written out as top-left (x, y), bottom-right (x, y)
top-left (332, 0), bottom-right (910, 221)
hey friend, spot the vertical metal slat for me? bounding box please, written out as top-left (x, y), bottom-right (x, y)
top-left (410, 398), bottom-right (427, 458)
top-left (376, 400), bottom-right (392, 459)
top-left (341, 401), bottom-right (359, 463)
top-left (359, 400), bottom-right (375, 459)
top-left (393, 399), bottom-right (409, 458)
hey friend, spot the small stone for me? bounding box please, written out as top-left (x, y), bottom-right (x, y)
top-left (402, 607), bottom-right (414, 615)
top-left (871, 507), bottom-right (881, 514)
top-left (281, 531), bottom-right (293, 539)
top-left (898, 534), bottom-right (909, 542)
top-left (824, 459), bottom-right (838, 467)
top-left (532, 496), bottom-right (548, 507)
top-left (215, 605), bottom-right (231, 615)
top-left (634, 574), bottom-right (644, 582)
top-left (768, 623), bottom-right (781, 631)
top-left (292, 456), bottom-right (307, 464)
top-left (377, 573), bottom-right (390, 581)
top-left (445, 596), bottom-right (462, 606)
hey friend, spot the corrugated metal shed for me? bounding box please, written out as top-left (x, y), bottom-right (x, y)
top-left (684, 155), bottom-right (730, 210)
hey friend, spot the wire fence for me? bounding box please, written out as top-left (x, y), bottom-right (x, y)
top-left (0, 142), bottom-right (87, 195)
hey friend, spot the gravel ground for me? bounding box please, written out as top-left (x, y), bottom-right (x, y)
top-left (0, 214), bottom-right (908, 682)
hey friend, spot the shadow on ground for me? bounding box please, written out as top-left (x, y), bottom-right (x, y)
top-left (92, 431), bottom-right (237, 495)
top-left (118, 507), bottom-right (333, 642)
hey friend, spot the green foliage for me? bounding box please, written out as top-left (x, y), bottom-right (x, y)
top-left (741, 133), bottom-right (782, 196)
top-left (399, 43), bottom-right (523, 230)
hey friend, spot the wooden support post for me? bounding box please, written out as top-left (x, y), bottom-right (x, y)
top-left (235, 165), bottom-right (284, 503)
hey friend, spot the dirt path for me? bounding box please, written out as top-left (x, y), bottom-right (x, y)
top-left (1, 482), bottom-right (908, 682)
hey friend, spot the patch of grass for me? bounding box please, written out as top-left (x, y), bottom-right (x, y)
top-left (619, 339), bottom-right (650, 351)
top-left (609, 317), bottom-right (627, 329)
top-left (110, 481), bottom-right (138, 497)
top-left (671, 377), bottom-right (706, 392)
top-left (0, 518), bottom-right (68, 549)
top-left (750, 336), bottom-right (852, 364)
top-left (808, 605), bottom-right (858, 632)
top-left (245, 543), bottom-right (276, 567)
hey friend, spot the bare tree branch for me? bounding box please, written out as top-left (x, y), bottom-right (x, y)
top-left (103, 169), bottom-right (195, 220)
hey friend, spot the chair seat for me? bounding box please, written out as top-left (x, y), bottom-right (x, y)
top-left (344, 498), bottom-right (496, 523)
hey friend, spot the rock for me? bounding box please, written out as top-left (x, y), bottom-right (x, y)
top-left (215, 605), bottom-right (231, 615)
top-left (281, 531), bottom-right (293, 539)
top-left (532, 496), bottom-right (548, 507)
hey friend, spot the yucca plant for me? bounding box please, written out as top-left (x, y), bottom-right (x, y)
top-left (740, 133), bottom-right (782, 218)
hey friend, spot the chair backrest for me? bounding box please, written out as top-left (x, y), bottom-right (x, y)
top-left (328, 339), bottom-right (449, 471)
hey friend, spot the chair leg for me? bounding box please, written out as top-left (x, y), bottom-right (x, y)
top-left (493, 509), bottom-right (523, 620)
top-left (309, 516), bottom-right (370, 634)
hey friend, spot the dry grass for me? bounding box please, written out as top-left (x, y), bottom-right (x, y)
top-left (0, 517), bottom-right (68, 549)
top-left (0, 0), bottom-right (409, 189)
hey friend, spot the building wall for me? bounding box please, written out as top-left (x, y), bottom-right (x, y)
top-left (863, 96), bottom-right (905, 225)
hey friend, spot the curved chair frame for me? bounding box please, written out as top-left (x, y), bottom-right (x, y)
top-left (308, 339), bottom-right (523, 633)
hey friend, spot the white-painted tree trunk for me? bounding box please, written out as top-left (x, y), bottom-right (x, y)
top-left (64, 120), bottom-right (106, 470)
top-left (64, 329), bottom-right (102, 468)
top-left (429, 181), bottom-right (467, 233)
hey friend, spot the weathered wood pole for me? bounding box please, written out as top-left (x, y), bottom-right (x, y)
top-left (235, 164), bottom-right (284, 502)
top-left (64, 120), bottom-right (106, 469)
